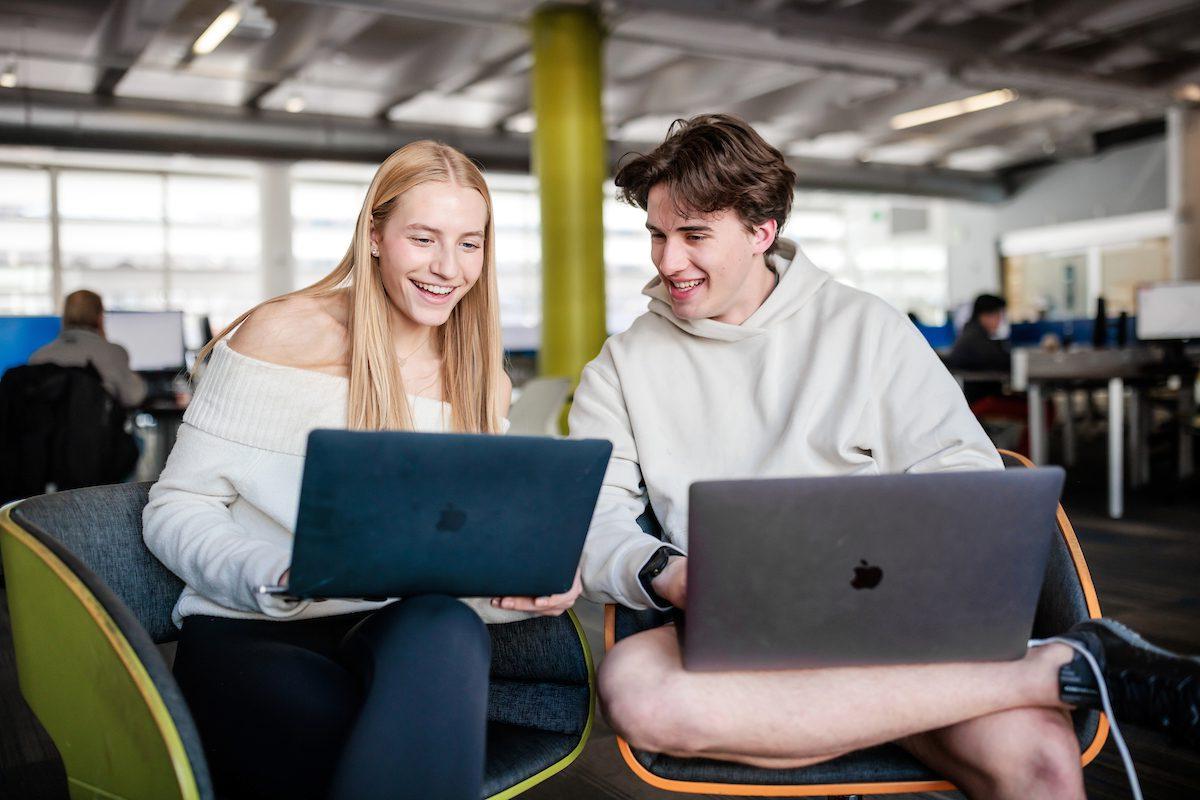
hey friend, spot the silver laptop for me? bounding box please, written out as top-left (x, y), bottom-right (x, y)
top-left (683, 467), bottom-right (1065, 671)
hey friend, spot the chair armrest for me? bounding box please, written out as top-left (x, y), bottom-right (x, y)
top-left (605, 603), bottom-right (676, 651)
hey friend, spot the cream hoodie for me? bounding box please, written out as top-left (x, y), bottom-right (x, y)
top-left (568, 249), bottom-right (1002, 609)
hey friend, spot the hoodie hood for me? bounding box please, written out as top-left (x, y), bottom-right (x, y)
top-left (642, 245), bottom-right (832, 342)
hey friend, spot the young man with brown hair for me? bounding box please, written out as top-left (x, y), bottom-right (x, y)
top-left (566, 114), bottom-right (1198, 798)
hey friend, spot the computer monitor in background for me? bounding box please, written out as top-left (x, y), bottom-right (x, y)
top-left (105, 311), bottom-right (186, 372)
top-left (1136, 282), bottom-right (1200, 341)
top-left (0, 316), bottom-right (61, 377)
top-left (182, 314), bottom-right (214, 352)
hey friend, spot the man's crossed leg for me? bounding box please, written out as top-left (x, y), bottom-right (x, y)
top-left (600, 620), bottom-right (1196, 800)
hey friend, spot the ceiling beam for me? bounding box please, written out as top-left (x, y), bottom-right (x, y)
top-left (1037, 0), bottom-right (1200, 49)
top-left (610, 0), bottom-right (1174, 106)
top-left (782, 78), bottom-right (962, 141)
top-left (371, 28), bottom-right (529, 119)
top-left (0, 86), bottom-right (531, 170)
top-left (282, 0), bottom-right (525, 29)
top-left (995, 0), bottom-right (1098, 54)
top-left (886, 0), bottom-right (953, 37)
top-left (0, 86), bottom-right (1007, 202)
top-left (609, 57), bottom-right (813, 128)
top-left (242, 7), bottom-right (380, 108)
top-left (90, 0), bottom-right (188, 95)
top-left (924, 108), bottom-right (1115, 167)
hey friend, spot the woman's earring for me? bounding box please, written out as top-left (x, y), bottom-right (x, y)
top-left (370, 245), bottom-right (379, 257)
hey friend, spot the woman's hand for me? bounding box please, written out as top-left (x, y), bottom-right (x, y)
top-left (491, 568), bottom-right (582, 616)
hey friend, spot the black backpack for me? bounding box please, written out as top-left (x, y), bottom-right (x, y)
top-left (0, 363), bottom-right (138, 503)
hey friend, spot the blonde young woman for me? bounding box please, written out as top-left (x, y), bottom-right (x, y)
top-left (143, 142), bottom-right (580, 800)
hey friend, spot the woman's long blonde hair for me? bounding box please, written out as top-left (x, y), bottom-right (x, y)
top-left (197, 141), bottom-right (504, 434)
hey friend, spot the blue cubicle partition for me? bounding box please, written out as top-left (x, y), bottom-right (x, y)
top-left (0, 316), bottom-right (61, 377)
top-left (913, 321), bottom-right (956, 350)
top-left (914, 317), bottom-right (1139, 351)
top-left (1009, 317), bottom-right (1138, 347)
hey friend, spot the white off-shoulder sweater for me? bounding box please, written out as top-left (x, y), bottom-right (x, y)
top-left (143, 340), bottom-right (530, 627)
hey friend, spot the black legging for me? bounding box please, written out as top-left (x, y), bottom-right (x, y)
top-left (172, 595), bottom-right (491, 800)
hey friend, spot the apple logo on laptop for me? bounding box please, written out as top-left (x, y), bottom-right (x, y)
top-left (851, 560), bottom-right (883, 590)
top-left (437, 503), bottom-right (467, 533)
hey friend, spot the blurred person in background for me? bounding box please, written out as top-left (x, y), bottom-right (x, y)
top-left (946, 293), bottom-right (1051, 454)
top-left (29, 289), bottom-right (147, 408)
top-left (946, 293), bottom-right (1010, 405)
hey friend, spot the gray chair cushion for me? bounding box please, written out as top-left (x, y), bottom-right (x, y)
top-left (634, 743), bottom-right (939, 785)
top-left (13, 482), bottom-right (182, 644)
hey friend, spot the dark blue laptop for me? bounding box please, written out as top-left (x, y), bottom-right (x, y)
top-left (274, 429), bottom-right (612, 600)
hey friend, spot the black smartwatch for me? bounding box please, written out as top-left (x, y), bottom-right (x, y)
top-left (638, 546), bottom-right (681, 608)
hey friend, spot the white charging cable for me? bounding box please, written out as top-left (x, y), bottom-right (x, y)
top-left (1029, 636), bottom-right (1143, 800)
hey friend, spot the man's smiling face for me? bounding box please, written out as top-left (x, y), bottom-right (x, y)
top-left (646, 183), bottom-right (777, 325)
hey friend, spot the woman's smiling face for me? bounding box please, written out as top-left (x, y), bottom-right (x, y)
top-left (371, 181), bottom-right (488, 329)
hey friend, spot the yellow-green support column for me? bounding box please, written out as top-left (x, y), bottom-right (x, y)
top-left (531, 4), bottom-right (607, 390)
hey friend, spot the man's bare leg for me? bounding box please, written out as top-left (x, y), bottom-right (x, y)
top-left (599, 625), bottom-right (1076, 769)
top-left (899, 708), bottom-right (1085, 800)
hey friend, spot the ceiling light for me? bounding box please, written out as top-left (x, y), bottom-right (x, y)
top-left (284, 95), bottom-right (306, 113)
top-left (1178, 84), bottom-right (1200, 103)
top-left (193, 3), bottom-right (245, 56)
top-left (0, 61), bottom-right (16, 89)
top-left (890, 89), bottom-right (1018, 130)
top-left (504, 112), bottom-right (535, 134)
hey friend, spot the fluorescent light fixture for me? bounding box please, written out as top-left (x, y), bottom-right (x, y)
top-left (0, 60), bottom-right (16, 88)
top-left (890, 89), bottom-right (1018, 130)
top-left (284, 94), bottom-right (306, 113)
top-left (193, 4), bottom-right (244, 56)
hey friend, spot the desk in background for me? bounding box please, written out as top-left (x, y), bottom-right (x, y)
top-left (1012, 347), bottom-right (1197, 519)
top-left (133, 395), bottom-right (189, 482)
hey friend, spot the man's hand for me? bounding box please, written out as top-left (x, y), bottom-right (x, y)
top-left (652, 556), bottom-right (687, 609)
top-left (491, 568), bottom-right (582, 617)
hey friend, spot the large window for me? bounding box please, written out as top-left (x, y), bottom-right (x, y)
top-left (58, 169), bottom-right (259, 327)
top-left (4, 149), bottom-right (961, 347)
top-left (1, 155), bottom-right (262, 328)
top-left (0, 167), bottom-right (53, 313)
top-left (783, 193), bottom-right (950, 325)
top-left (291, 172), bottom-right (372, 289)
top-left (1099, 239), bottom-right (1170, 314)
top-left (1004, 251), bottom-right (1090, 321)
top-left (605, 192), bottom-right (658, 335)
